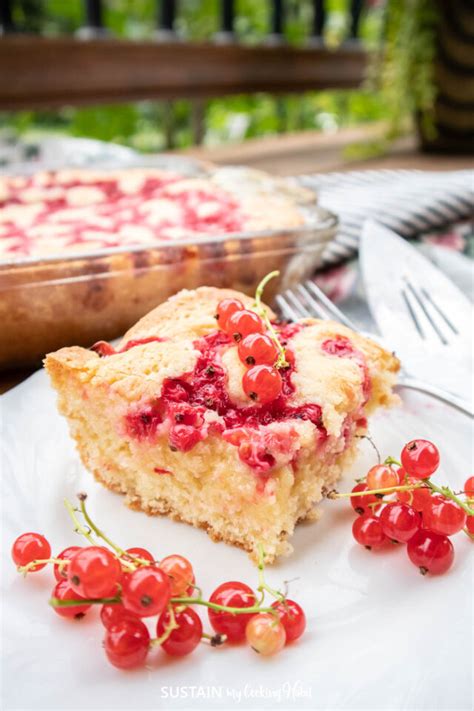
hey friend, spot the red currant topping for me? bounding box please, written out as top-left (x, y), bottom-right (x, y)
top-left (100, 602), bottom-right (139, 629)
top-left (366, 465), bottom-right (398, 491)
top-left (11, 532), bottom-right (51, 571)
top-left (423, 495), bottom-right (467, 536)
top-left (51, 580), bottom-right (91, 620)
top-left (350, 482), bottom-right (381, 515)
top-left (104, 617), bottom-right (150, 669)
top-left (401, 439), bottom-right (440, 479)
top-left (242, 365), bottom-right (282, 404)
top-left (352, 515), bottom-right (386, 549)
top-left (53, 546), bottom-right (82, 581)
top-left (245, 613), bottom-right (286, 656)
top-left (271, 599), bottom-right (306, 643)
top-left (464, 476), bottom-right (474, 497)
top-left (238, 333), bottom-right (279, 367)
top-left (157, 607), bottom-right (203, 656)
top-left (379, 503), bottom-right (421, 542)
top-left (159, 555), bottom-right (194, 597)
top-left (122, 567), bottom-right (171, 617)
top-left (407, 529), bottom-right (454, 575)
top-left (169, 424), bottom-right (202, 452)
top-left (227, 309), bottom-right (265, 341)
top-left (208, 581), bottom-right (256, 642)
top-left (68, 546), bottom-right (121, 599)
top-left (215, 298), bottom-right (244, 331)
top-left (124, 547), bottom-right (155, 564)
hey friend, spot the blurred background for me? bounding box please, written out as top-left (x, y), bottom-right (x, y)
top-left (1, 0), bottom-right (472, 171)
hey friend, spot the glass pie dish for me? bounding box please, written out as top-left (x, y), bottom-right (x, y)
top-left (0, 154), bottom-right (338, 369)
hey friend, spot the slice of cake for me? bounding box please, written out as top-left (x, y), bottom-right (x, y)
top-left (45, 286), bottom-right (399, 562)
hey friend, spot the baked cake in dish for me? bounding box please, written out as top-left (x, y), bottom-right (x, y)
top-left (0, 166), bottom-right (313, 260)
top-left (46, 286), bottom-right (399, 562)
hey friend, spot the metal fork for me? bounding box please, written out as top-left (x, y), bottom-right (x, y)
top-left (276, 280), bottom-right (473, 418)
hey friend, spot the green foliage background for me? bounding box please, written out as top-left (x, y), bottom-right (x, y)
top-left (2, 0), bottom-right (392, 151)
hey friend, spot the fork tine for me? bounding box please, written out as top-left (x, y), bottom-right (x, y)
top-left (283, 289), bottom-right (312, 319)
top-left (420, 287), bottom-right (459, 335)
top-left (295, 284), bottom-right (327, 320)
top-left (304, 280), bottom-right (357, 330)
top-left (404, 279), bottom-right (448, 346)
top-left (275, 294), bottom-right (305, 322)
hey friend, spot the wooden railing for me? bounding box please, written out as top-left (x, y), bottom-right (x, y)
top-left (0, 1), bottom-right (370, 145)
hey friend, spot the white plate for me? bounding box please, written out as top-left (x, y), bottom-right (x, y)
top-left (1, 371), bottom-right (472, 711)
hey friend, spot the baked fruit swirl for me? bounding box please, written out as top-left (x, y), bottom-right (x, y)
top-left (45, 282), bottom-right (399, 562)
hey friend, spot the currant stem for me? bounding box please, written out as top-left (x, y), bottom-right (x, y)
top-left (64, 499), bottom-right (99, 546)
top-left (50, 595), bottom-right (121, 608)
top-left (257, 544), bottom-right (285, 602)
top-left (170, 596), bottom-right (276, 617)
top-left (252, 270), bottom-right (288, 369)
top-left (150, 604), bottom-right (179, 647)
top-left (78, 495), bottom-right (130, 562)
top-left (424, 480), bottom-right (474, 517)
top-left (329, 483), bottom-right (420, 498)
top-left (18, 557), bottom-right (66, 575)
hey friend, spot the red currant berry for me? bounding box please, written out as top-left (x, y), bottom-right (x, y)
top-left (157, 607), bottom-right (203, 656)
top-left (366, 465), bottom-right (398, 491)
top-left (208, 581), bottom-right (256, 642)
top-left (216, 298), bottom-right (244, 331)
top-left (122, 566), bottom-right (171, 617)
top-left (379, 503), bottom-right (421, 542)
top-left (11, 532), bottom-right (51, 572)
top-left (464, 476), bottom-right (474, 498)
top-left (100, 602), bottom-right (139, 629)
top-left (423, 495), bottom-right (467, 536)
top-left (159, 555), bottom-right (194, 597)
top-left (397, 467), bottom-right (407, 483)
top-left (352, 515), bottom-right (386, 549)
top-left (396, 480), bottom-right (432, 512)
top-left (407, 529), bottom-right (454, 575)
top-left (51, 580), bottom-right (91, 620)
top-left (350, 482), bottom-right (381, 516)
top-left (104, 617), bottom-right (150, 669)
top-left (242, 365), bottom-right (282, 404)
top-left (245, 613), bottom-right (286, 656)
top-left (238, 333), bottom-right (279, 367)
top-left (227, 309), bottom-right (265, 341)
top-left (466, 516), bottom-right (474, 535)
top-left (53, 546), bottom-right (82, 581)
top-left (271, 599), bottom-right (306, 643)
top-left (401, 439), bottom-right (440, 479)
top-left (68, 546), bottom-right (121, 599)
top-left (124, 547), bottom-right (155, 564)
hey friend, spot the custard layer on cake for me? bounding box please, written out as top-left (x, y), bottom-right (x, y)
top-left (45, 287), bottom-right (399, 562)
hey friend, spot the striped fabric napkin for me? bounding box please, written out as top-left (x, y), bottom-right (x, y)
top-left (300, 169), bottom-right (473, 267)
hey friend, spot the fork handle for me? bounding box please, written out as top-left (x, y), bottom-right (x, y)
top-left (397, 375), bottom-right (473, 418)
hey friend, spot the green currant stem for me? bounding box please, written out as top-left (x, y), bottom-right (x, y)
top-left (384, 456), bottom-right (401, 467)
top-left (50, 595), bottom-right (121, 608)
top-left (64, 499), bottom-right (99, 546)
top-left (330, 479), bottom-right (474, 516)
top-left (252, 270), bottom-right (288, 369)
top-left (150, 604), bottom-right (179, 647)
top-left (329, 483), bottom-right (420, 498)
top-left (18, 557), bottom-right (66, 575)
top-left (170, 596), bottom-right (277, 617)
top-left (78, 496), bottom-right (132, 564)
top-left (257, 543), bottom-right (285, 602)
top-left (424, 480), bottom-right (474, 517)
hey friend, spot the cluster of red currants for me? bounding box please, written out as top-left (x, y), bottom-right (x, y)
top-left (344, 439), bottom-right (474, 575)
top-left (11, 497), bottom-right (306, 670)
top-left (215, 297), bottom-right (286, 405)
